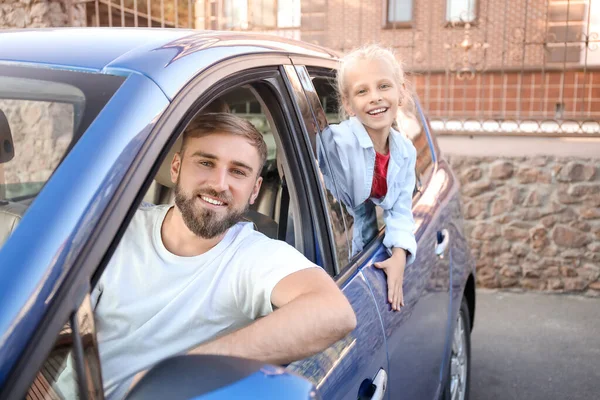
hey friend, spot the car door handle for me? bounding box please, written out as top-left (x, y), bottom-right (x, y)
top-left (358, 369), bottom-right (388, 400)
top-left (435, 229), bottom-right (450, 259)
top-left (370, 369), bottom-right (387, 400)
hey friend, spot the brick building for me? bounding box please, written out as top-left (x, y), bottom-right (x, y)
top-left (194, 0), bottom-right (600, 128)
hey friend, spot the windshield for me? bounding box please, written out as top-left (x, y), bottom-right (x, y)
top-left (0, 65), bottom-right (125, 247)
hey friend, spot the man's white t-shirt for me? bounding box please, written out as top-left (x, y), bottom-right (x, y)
top-left (93, 205), bottom-right (316, 400)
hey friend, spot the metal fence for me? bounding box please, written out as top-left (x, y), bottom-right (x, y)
top-left (72, 0), bottom-right (600, 136)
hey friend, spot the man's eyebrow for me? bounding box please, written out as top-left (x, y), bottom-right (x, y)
top-left (231, 160), bottom-right (254, 174)
top-left (190, 151), bottom-right (217, 159)
top-left (190, 151), bottom-right (254, 173)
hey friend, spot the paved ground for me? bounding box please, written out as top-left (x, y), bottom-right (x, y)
top-left (470, 290), bottom-right (600, 400)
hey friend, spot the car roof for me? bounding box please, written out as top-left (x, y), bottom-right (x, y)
top-left (0, 28), bottom-right (339, 99)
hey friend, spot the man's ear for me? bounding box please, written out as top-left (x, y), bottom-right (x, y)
top-left (170, 152), bottom-right (182, 185)
top-left (249, 176), bottom-right (263, 205)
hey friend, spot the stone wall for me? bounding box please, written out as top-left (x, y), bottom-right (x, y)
top-left (447, 155), bottom-right (600, 296)
top-left (0, 0), bottom-right (86, 29)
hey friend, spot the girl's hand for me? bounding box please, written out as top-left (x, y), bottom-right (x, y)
top-left (374, 248), bottom-right (407, 311)
top-left (128, 370), bottom-right (147, 393)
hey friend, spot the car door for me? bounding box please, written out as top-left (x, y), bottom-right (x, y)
top-left (0, 56), bottom-right (355, 400)
top-left (281, 64), bottom-right (390, 400)
top-left (291, 63), bottom-right (455, 400)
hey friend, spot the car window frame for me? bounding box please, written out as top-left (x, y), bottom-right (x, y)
top-left (0, 54), bottom-right (317, 400)
top-left (279, 64), bottom-right (346, 277)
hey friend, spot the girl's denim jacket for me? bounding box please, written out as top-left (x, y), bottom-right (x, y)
top-left (318, 117), bottom-right (417, 264)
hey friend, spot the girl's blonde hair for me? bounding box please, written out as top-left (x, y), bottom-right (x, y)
top-left (335, 44), bottom-right (415, 121)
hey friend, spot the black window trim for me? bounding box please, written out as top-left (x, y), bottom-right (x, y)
top-left (0, 53), bottom-right (313, 400)
top-left (278, 64), bottom-right (340, 278)
top-left (295, 65), bottom-right (366, 284)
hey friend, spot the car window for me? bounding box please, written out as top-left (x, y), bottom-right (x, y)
top-left (25, 296), bottom-right (102, 400)
top-left (0, 66), bottom-right (125, 252)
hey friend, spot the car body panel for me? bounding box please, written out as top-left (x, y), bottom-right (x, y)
top-left (105, 31), bottom-right (336, 101)
top-left (0, 28), bottom-right (189, 72)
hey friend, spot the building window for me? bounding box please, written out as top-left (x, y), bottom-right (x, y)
top-left (387, 0), bottom-right (413, 24)
top-left (446, 0), bottom-right (477, 23)
top-left (223, 0), bottom-right (249, 29)
top-left (222, 0), bottom-right (299, 29)
top-left (277, 0), bottom-right (301, 28)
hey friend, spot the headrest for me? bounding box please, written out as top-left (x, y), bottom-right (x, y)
top-left (0, 110), bottom-right (14, 164)
top-left (155, 135), bottom-right (183, 188)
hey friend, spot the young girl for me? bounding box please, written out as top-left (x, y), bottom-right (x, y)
top-left (319, 44), bottom-right (417, 311)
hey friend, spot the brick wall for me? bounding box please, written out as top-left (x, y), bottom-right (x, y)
top-left (306, 0), bottom-right (554, 70)
top-left (411, 70), bottom-right (600, 120)
top-left (293, 0), bottom-right (600, 120)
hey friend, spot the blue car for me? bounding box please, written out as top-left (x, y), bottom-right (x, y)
top-left (0, 29), bottom-right (475, 400)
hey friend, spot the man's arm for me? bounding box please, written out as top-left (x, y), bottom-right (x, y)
top-left (188, 267), bottom-right (356, 365)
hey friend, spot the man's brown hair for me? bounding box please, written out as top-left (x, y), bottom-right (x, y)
top-left (181, 112), bottom-right (268, 172)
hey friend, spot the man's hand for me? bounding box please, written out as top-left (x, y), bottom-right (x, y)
top-left (374, 248), bottom-right (407, 311)
top-left (188, 267), bottom-right (356, 365)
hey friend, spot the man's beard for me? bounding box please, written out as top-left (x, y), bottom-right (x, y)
top-left (174, 183), bottom-right (249, 239)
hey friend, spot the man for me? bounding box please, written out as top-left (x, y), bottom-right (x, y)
top-left (92, 113), bottom-right (357, 399)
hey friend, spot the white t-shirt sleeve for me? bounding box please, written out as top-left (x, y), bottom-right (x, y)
top-left (233, 238), bottom-right (319, 320)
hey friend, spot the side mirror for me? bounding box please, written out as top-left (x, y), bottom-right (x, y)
top-left (125, 355), bottom-right (319, 400)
